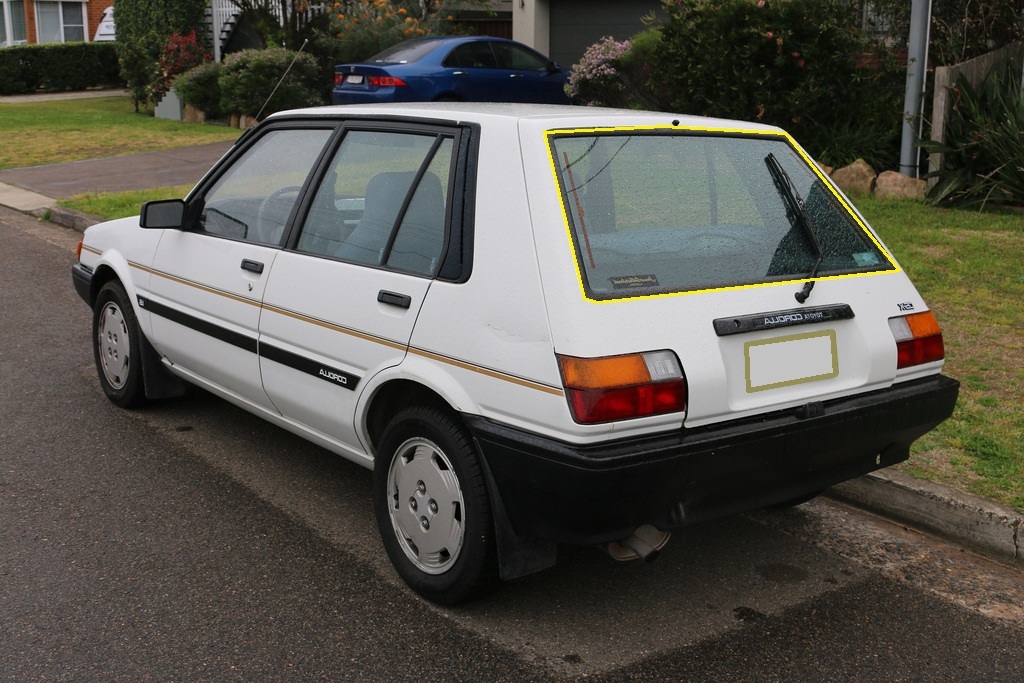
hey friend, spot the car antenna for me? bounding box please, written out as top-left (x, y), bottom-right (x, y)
top-left (255, 38), bottom-right (310, 122)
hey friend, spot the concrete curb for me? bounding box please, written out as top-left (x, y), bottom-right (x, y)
top-left (828, 469), bottom-right (1022, 564)
top-left (31, 205), bottom-right (102, 232)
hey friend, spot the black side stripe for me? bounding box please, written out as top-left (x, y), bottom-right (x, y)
top-left (259, 343), bottom-right (360, 391)
top-left (138, 296), bottom-right (360, 391)
top-left (139, 296), bottom-right (258, 353)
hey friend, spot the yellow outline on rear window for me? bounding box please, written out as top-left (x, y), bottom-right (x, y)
top-left (543, 124), bottom-right (899, 303)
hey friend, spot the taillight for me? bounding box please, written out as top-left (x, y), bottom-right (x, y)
top-left (888, 311), bottom-right (944, 369)
top-left (334, 73), bottom-right (343, 86)
top-left (557, 351), bottom-right (687, 424)
top-left (368, 75), bottom-right (407, 87)
top-left (75, 240), bottom-right (83, 261)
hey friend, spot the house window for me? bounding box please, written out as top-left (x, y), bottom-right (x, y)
top-left (35, 1), bottom-right (85, 43)
top-left (1, 1), bottom-right (28, 46)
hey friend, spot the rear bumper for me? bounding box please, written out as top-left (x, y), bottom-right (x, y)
top-left (467, 374), bottom-right (959, 546)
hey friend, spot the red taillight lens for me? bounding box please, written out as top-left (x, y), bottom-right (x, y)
top-left (368, 75), bottom-right (407, 87)
top-left (889, 311), bottom-right (944, 369)
top-left (334, 73), bottom-right (343, 86)
top-left (558, 351), bottom-right (687, 424)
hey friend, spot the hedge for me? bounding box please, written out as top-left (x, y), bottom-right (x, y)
top-left (0, 42), bottom-right (123, 95)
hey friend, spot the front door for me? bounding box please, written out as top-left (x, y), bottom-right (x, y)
top-left (145, 126), bottom-right (334, 410)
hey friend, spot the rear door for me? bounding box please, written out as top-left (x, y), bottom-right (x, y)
top-left (441, 40), bottom-right (509, 102)
top-left (259, 123), bottom-right (461, 453)
top-left (491, 41), bottom-right (568, 104)
top-left (146, 125), bottom-right (333, 409)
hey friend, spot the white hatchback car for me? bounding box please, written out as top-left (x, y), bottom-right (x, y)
top-left (73, 103), bottom-right (959, 604)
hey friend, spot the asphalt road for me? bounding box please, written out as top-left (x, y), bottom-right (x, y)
top-left (2, 206), bottom-right (1022, 682)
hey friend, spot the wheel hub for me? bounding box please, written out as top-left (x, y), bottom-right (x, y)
top-left (387, 438), bottom-right (465, 575)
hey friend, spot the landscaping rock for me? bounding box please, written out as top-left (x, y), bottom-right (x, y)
top-left (874, 170), bottom-right (926, 201)
top-left (831, 159), bottom-right (876, 196)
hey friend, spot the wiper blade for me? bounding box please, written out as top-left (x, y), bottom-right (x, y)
top-left (765, 153), bottom-right (823, 303)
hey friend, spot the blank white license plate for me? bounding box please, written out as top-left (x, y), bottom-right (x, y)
top-left (346, 74), bottom-right (364, 84)
top-left (745, 330), bottom-right (838, 392)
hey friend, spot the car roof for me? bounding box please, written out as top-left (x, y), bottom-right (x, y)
top-left (341, 35), bottom-right (529, 66)
top-left (268, 103), bottom-right (787, 135)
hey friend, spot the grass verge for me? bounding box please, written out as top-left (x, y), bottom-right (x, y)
top-left (60, 185), bottom-right (194, 219)
top-left (0, 96), bottom-right (239, 170)
top-left (856, 197), bottom-right (1023, 510)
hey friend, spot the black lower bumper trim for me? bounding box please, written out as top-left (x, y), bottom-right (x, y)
top-left (71, 262), bottom-right (93, 305)
top-left (467, 374), bottom-right (959, 546)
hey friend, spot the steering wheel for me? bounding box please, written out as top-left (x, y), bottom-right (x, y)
top-left (256, 185), bottom-right (302, 242)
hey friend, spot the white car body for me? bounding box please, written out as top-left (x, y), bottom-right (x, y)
top-left (73, 103), bottom-right (958, 603)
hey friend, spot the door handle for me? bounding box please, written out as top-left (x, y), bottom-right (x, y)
top-left (241, 259), bottom-right (264, 274)
top-left (378, 290), bottom-right (412, 309)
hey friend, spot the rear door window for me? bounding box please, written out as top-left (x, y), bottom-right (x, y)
top-left (548, 130), bottom-right (896, 300)
top-left (296, 128), bottom-right (454, 277)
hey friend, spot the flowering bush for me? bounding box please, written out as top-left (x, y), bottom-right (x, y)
top-left (328, 1), bottom-right (451, 63)
top-left (566, 36), bottom-right (632, 107)
top-left (149, 30), bottom-right (211, 103)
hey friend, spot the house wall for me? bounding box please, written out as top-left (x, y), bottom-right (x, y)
top-left (18, 0), bottom-right (109, 45)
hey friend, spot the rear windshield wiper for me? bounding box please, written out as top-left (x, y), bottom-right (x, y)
top-left (765, 153), bottom-right (823, 303)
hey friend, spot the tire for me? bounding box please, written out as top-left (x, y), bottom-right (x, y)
top-left (373, 405), bottom-right (499, 604)
top-left (92, 281), bottom-right (146, 409)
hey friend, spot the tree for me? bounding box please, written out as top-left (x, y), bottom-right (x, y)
top-left (228, 1), bottom-right (329, 50)
top-left (115, 0), bottom-right (208, 110)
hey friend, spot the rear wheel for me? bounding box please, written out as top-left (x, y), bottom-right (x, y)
top-left (373, 405), bottom-right (498, 604)
top-left (92, 280), bottom-right (146, 408)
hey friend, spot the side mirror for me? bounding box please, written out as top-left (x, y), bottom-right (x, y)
top-left (547, 61), bottom-right (562, 74)
top-left (140, 199), bottom-right (186, 229)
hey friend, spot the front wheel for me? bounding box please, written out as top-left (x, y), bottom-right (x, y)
top-left (373, 405), bottom-right (498, 604)
top-left (92, 281), bottom-right (146, 408)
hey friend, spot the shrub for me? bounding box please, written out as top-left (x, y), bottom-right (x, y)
top-left (114, 0), bottom-right (208, 109)
top-left (0, 43), bottom-right (121, 95)
top-left (149, 31), bottom-right (212, 103)
top-left (649, 0), bottom-right (903, 167)
top-left (174, 61), bottom-right (224, 118)
top-left (218, 48), bottom-right (325, 118)
top-left (922, 61), bottom-right (1024, 210)
top-left (565, 36), bottom-right (632, 107)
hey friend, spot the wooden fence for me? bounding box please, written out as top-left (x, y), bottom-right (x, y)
top-left (928, 42), bottom-right (1024, 183)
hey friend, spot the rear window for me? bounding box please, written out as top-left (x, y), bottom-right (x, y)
top-left (548, 129), bottom-right (896, 301)
top-left (369, 38), bottom-right (443, 64)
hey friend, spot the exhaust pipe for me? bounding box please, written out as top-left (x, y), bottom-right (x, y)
top-left (604, 525), bottom-right (671, 563)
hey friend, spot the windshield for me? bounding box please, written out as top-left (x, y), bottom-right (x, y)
top-left (548, 130), bottom-right (896, 300)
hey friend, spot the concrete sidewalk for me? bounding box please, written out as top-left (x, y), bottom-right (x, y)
top-left (0, 139), bottom-right (1019, 567)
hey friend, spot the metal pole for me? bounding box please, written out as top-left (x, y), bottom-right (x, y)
top-left (899, 0), bottom-right (933, 177)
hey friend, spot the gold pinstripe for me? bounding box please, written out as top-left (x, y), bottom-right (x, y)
top-left (121, 258), bottom-right (564, 397)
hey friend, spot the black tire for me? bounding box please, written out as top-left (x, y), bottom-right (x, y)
top-left (373, 405), bottom-right (499, 604)
top-left (92, 280), bottom-right (146, 408)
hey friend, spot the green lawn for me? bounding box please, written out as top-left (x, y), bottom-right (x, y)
top-left (856, 197), bottom-right (1023, 510)
top-left (0, 95), bottom-right (238, 170)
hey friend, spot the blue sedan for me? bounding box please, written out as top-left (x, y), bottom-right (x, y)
top-left (332, 36), bottom-right (570, 105)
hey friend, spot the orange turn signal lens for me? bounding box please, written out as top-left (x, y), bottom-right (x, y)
top-left (888, 311), bottom-right (944, 369)
top-left (557, 352), bottom-right (687, 424)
